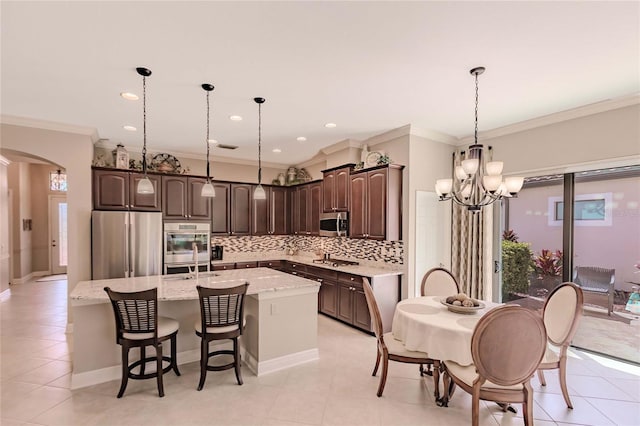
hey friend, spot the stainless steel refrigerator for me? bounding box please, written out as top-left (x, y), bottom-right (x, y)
top-left (91, 211), bottom-right (163, 279)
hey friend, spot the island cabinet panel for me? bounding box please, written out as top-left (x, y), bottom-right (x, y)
top-left (211, 183), bottom-right (230, 234)
top-left (230, 184), bottom-right (252, 235)
top-left (94, 169), bottom-right (160, 211)
top-left (322, 165), bottom-right (352, 212)
top-left (349, 164), bottom-right (403, 241)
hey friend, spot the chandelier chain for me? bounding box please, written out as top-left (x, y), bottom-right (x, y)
top-left (474, 71), bottom-right (479, 144)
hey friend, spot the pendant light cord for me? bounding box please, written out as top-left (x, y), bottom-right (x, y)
top-left (206, 90), bottom-right (211, 181)
top-left (142, 75), bottom-right (147, 175)
top-left (257, 102), bottom-right (262, 184)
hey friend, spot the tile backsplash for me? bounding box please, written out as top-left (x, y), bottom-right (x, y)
top-left (210, 235), bottom-right (404, 266)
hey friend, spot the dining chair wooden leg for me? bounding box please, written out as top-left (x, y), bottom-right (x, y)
top-left (372, 348), bottom-right (381, 376)
top-left (117, 345), bottom-right (130, 398)
top-left (233, 337), bottom-right (243, 385)
top-left (376, 356), bottom-right (389, 397)
top-left (156, 344), bottom-right (165, 398)
top-left (197, 339), bottom-right (208, 391)
top-left (140, 346), bottom-right (146, 375)
top-left (432, 360), bottom-right (440, 400)
top-left (471, 384), bottom-right (481, 426)
top-left (558, 357), bottom-right (573, 409)
top-left (537, 369), bottom-right (547, 386)
top-left (170, 334), bottom-right (181, 376)
top-left (523, 381), bottom-right (534, 426)
top-left (438, 371), bottom-right (451, 407)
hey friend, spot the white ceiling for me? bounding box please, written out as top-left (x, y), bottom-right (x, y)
top-left (2, 1), bottom-right (638, 166)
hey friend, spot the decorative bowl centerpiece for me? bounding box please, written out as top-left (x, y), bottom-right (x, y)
top-left (441, 293), bottom-right (485, 314)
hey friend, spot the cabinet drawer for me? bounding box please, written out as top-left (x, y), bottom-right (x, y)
top-left (338, 272), bottom-right (365, 289)
top-left (306, 265), bottom-right (338, 281)
top-left (212, 263), bottom-right (236, 271)
top-left (286, 262), bottom-right (307, 273)
top-left (235, 261), bottom-right (258, 269)
top-left (258, 260), bottom-right (283, 269)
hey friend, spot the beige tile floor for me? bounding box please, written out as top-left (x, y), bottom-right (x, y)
top-left (1, 279), bottom-right (639, 426)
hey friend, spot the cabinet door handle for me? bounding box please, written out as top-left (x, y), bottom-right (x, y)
top-left (317, 278), bottom-right (323, 282)
top-left (350, 277), bottom-right (354, 281)
top-left (292, 271), bottom-right (297, 275)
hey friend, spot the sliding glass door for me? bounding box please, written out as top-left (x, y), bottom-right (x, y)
top-left (501, 166), bottom-right (640, 363)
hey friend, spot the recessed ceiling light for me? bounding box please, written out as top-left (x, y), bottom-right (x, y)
top-left (120, 92), bottom-right (139, 101)
top-left (324, 123), bottom-right (337, 128)
top-left (123, 125), bottom-right (137, 131)
top-left (272, 148), bottom-right (281, 153)
top-left (296, 137), bottom-right (307, 142)
top-left (207, 139), bottom-right (218, 144)
top-left (229, 115), bottom-right (243, 121)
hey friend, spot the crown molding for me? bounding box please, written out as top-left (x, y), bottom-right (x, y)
top-left (1, 115), bottom-right (99, 141)
top-left (364, 125), bottom-right (411, 147)
top-left (511, 155), bottom-right (640, 178)
top-left (460, 93), bottom-right (640, 145)
top-left (296, 153), bottom-right (327, 169)
top-left (320, 139), bottom-right (362, 155)
top-left (408, 125), bottom-right (459, 145)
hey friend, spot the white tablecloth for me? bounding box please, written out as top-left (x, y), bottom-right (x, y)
top-left (391, 296), bottom-right (501, 366)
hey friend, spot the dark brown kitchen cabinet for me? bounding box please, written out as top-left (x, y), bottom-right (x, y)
top-left (162, 176), bottom-right (211, 220)
top-left (235, 261), bottom-right (258, 269)
top-left (211, 183), bottom-right (230, 234)
top-left (305, 266), bottom-right (339, 316)
top-left (93, 168), bottom-right (160, 211)
top-left (349, 164), bottom-right (403, 241)
top-left (293, 182), bottom-right (321, 235)
top-left (212, 263), bottom-right (235, 271)
top-left (270, 186), bottom-right (290, 235)
top-left (336, 272), bottom-right (372, 332)
top-left (230, 184), bottom-right (252, 235)
top-left (258, 260), bottom-right (284, 270)
top-left (322, 164), bottom-right (353, 212)
top-left (252, 186), bottom-right (269, 235)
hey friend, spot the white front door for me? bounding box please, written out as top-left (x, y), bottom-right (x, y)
top-left (49, 196), bottom-right (67, 275)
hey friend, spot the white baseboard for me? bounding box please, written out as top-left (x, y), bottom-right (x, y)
top-left (70, 348), bottom-right (200, 390)
top-left (12, 270), bottom-right (49, 284)
top-left (243, 348), bottom-right (319, 376)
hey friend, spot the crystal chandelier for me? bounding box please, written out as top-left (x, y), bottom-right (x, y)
top-left (200, 83), bottom-right (216, 197)
top-left (435, 67), bottom-right (524, 212)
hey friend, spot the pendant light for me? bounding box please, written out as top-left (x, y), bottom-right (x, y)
top-left (434, 67), bottom-right (524, 211)
top-left (200, 83), bottom-right (216, 197)
top-left (136, 67), bottom-right (154, 194)
top-left (253, 97), bottom-right (266, 200)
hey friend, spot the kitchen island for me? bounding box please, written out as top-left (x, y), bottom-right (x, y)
top-left (70, 268), bottom-right (320, 389)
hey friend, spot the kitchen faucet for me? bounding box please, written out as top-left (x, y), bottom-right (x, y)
top-left (188, 242), bottom-right (199, 280)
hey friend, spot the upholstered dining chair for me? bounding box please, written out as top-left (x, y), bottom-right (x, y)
top-left (104, 287), bottom-right (181, 398)
top-left (537, 282), bottom-right (584, 409)
top-left (195, 283), bottom-right (248, 391)
top-left (419, 267), bottom-right (460, 377)
top-left (441, 305), bottom-right (547, 426)
top-left (363, 278), bottom-right (440, 398)
top-left (420, 267), bottom-right (461, 297)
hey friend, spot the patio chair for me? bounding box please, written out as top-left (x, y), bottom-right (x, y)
top-left (572, 266), bottom-right (614, 315)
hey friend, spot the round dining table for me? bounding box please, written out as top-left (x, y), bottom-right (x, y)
top-left (391, 295), bottom-right (502, 366)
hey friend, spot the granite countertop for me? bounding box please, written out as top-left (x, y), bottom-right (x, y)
top-left (211, 253), bottom-right (405, 278)
top-left (70, 267), bottom-right (319, 304)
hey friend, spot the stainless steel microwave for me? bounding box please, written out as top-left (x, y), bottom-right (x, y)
top-left (319, 212), bottom-right (348, 237)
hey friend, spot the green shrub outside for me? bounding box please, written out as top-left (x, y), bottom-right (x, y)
top-left (502, 240), bottom-right (533, 301)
